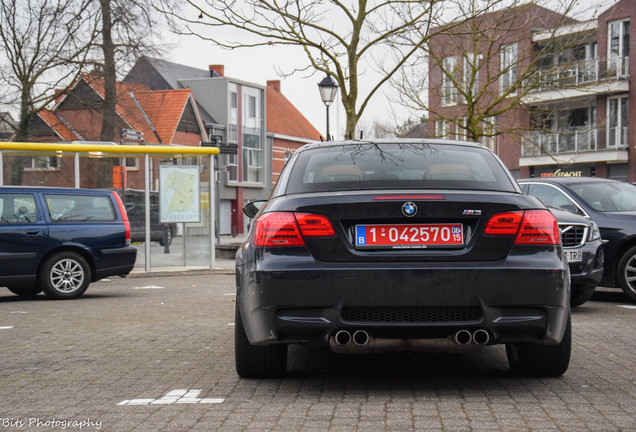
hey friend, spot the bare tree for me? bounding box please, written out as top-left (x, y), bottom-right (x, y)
top-left (0, 0), bottom-right (96, 141)
top-left (0, 0), bottom-right (96, 184)
top-left (159, 0), bottom-right (441, 138)
top-left (391, 0), bottom-right (589, 148)
top-left (92, 0), bottom-right (168, 141)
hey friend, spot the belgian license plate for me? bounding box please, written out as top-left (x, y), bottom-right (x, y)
top-left (355, 223), bottom-right (463, 249)
top-left (564, 250), bottom-right (582, 263)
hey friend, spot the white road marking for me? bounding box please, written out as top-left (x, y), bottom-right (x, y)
top-left (133, 286), bottom-right (165, 290)
top-left (0, 326), bottom-right (14, 330)
top-left (10, 311), bottom-right (28, 314)
top-left (118, 389), bottom-right (225, 406)
top-left (223, 293), bottom-right (236, 296)
top-left (618, 304), bottom-right (636, 310)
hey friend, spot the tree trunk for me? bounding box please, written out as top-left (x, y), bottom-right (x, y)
top-left (99, 0), bottom-right (116, 142)
top-left (97, 0), bottom-right (116, 188)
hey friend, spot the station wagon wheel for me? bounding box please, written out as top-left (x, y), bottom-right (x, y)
top-left (617, 246), bottom-right (636, 303)
top-left (39, 252), bottom-right (91, 300)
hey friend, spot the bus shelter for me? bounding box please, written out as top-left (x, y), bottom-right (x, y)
top-left (0, 142), bottom-right (220, 272)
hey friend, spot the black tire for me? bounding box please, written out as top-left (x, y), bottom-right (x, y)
top-left (506, 314), bottom-right (571, 377)
top-left (570, 284), bottom-right (596, 307)
top-left (7, 284), bottom-right (43, 297)
top-left (235, 306), bottom-right (287, 378)
top-left (617, 246), bottom-right (636, 303)
top-left (158, 226), bottom-right (173, 247)
top-left (38, 252), bottom-right (91, 300)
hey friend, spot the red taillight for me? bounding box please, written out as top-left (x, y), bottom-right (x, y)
top-left (253, 212), bottom-right (335, 247)
top-left (484, 210), bottom-right (560, 245)
top-left (295, 213), bottom-right (336, 237)
top-left (484, 211), bottom-right (524, 236)
top-left (111, 191), bottom-right (131, 245)
top-left (514, 210), bottom-right (560, 245)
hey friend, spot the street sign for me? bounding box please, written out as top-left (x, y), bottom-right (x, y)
top-left (121, 129), bottom-right (144, 140)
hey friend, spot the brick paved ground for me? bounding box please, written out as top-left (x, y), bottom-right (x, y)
top-left (0, 273), bottom-right (634, 431)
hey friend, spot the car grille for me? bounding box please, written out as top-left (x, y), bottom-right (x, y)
top-left (559, 224), bottom-right (587, 248)
top-left (341, 306), bottom-right (482, 323)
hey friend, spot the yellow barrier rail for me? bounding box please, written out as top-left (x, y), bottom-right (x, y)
top-left (0, 142), bottom-right (220, 155)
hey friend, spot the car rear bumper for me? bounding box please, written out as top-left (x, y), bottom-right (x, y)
top-left (568, 240), bottom-right (604, 288)
top-left (95, 247), bottom-right (137, 279)
top-left (236, 250), bottom-right (570, 349)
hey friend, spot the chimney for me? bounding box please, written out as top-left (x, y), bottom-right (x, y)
top-left (209, 64), bottom-right (224, 77)
top-left (267, 80), bottom-right (281, 92)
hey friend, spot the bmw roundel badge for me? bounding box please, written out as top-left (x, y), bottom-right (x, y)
top-left (402, 202), bottom-right (417, 217)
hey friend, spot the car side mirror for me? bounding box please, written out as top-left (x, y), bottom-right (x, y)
top-left (243, 200), bottom-right (267, 218)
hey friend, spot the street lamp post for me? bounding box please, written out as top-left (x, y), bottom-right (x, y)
top-left (318, 74), bottom-right (339, 141)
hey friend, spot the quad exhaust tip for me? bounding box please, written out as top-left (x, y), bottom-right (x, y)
top-left (335, 330), bottom-right (352, 345)
top-left (454, 329), bottom-right (472, 345)
top-left (332, 328), bottom-right (490, 351)
top-left (353, 330), bottom-right (370, 346)
top-left (472, 329), bottom-right (490, 345)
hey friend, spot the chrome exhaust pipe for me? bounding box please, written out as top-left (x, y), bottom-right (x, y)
top-left (334, 330), bottom-right (352, 346)
top-left (352, 330), bottom-right (370, 346)
top-left (472, 329), bottom-right (490, 345)
top-left (454, 329), bottom-right (472, 345)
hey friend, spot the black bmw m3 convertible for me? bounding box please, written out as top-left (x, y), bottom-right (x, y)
top-left (235, 139), bottom-right (571, 378)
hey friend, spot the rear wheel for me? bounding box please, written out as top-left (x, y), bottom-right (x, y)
top-left (617, 246), bottom-right (636, 303)
top-left (7, 284), bottom-right (42, 297)
top-left (235, 306), bottom-right (287, 378)
top-left (158, 226), bottom-right (173, 246)
top-left (506, 314), bottom-right (571, 377)
top-left (38, 252), bottom-right (91, 300)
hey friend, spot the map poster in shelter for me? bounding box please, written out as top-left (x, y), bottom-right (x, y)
top-left (159, 165), bottom-right (200, 223)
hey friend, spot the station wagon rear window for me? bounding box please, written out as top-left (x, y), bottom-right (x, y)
top-left (45, 194), bottom-right (116, 222)
top-left (283, 143), bottom-right (517, 194)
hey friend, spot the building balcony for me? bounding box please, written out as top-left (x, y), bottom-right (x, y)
top-left (523, 58), bottom-right (629, 104)
top-left (520, 127), bottom-right (629, 166)
top-left (530, 60), bottom-right (599, 92)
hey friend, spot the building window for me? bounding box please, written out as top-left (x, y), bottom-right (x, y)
top-left (608, 19), bottom-right (630, 77)
top-left (27, 156), bottom-right (59, 171)
top-left (242, 88), bottom-right (263, 184)
top-left (499, 43), bottom-right (518, 95)
top-left (441, 56), bottom-right (458, 107)
top-left (228, 86), bottom-right (239, 182)
top-left (463, 53), bottom-right (480, 102)
top-left (435, 120), bottom-right (450, 138)
top-left (607, 96), bottom-right (628, 148)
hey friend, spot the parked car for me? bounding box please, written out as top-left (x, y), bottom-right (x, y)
top-left (235, 139), bottom-right (571, 378)
top-left (117, 188), bottom-right (176, 246)
top-left (519, 178), bottom-right (636, 302)
top-left (0, 186), bottom-right (137, 299)
top-left (549, 207), bottom-right (604, 307)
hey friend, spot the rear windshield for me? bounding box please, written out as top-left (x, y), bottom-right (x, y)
top-left (282, 143), bottom-right (517, 194)
top-left (45, 194), bottom-right (116, 222)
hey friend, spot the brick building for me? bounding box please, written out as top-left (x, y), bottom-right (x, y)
top-left (427, 0), bottom-right (635, 182)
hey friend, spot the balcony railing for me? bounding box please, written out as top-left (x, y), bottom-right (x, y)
top-left (522, 127), bottom-right (628, 156)
top-left (528, 57), bottom-right (629, 93)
